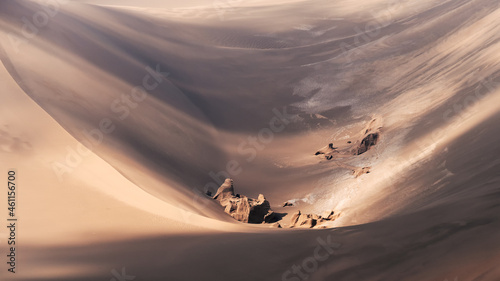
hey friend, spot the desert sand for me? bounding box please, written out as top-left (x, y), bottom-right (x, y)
top-left (1, 0), bottom-right (500, 280)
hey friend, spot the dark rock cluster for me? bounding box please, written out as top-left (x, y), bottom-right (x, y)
top-left (315, 131), bottom-right (380, 160)
top-left (213, 179), bottom-right (278, 224)
top-left (212, 179), bottom-right (339, 229)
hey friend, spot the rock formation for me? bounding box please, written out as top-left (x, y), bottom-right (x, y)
top-left (289, 210), bottom-right (338, 228)
top-left (213, 179), bottom-right (278, 224)
top-left (315, 124), bottom-right (381, 160)
top-left (352, 166), bottom-right (371, 177)
top-left (213, 179), bottom-right (339, 228)
top-left (315, 143), bottom-right (338, 160)
top-left (356, 133), bottom-right (379, 155)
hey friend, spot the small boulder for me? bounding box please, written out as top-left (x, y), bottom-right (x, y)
top-left (315, 143), bottom-right (338, 160)
top-left (248, 195), bottom-right (273, 223)
top-left (321, 210), bottom-right (335, 220)
top-left (270, 222), bottom-right (282, 228)
top-left (356, 133), bottom-right (379, 155)
top-left (290, 210), bottom-right (337, 228)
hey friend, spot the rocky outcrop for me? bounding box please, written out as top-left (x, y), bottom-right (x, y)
top-left (352, 166), bottom-right (371, 177)
top-left (315, 133), bottom-right (380, 160)
top-left (212, 179), bottom-right (339, 228)
top-left (356, 133), bottom-right (379, 155)
top-left (315, 143), bottom-right (338, 160)
top-left (315, 119), bottom-right (382, 160)
top-left (289, 210), bottom-right (338, 228)
top-left (213, 179), bottom-right (278, 224)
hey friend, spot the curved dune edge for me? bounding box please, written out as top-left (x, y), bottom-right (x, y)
top-left (0, 59), bottom-right (253, 247)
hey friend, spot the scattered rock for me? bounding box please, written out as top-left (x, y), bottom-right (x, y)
top-left (270, 222), bottom-right (282, 228)
top-left (315, 143), bottom-right (339, 160)
top-left (213, 179), bottom-right (235, 203)
top-left (282, 201), bottom-right (295, 207)
top-left (289, 210), bottom-right (338, 228)
top-left (352, 167), bottom-right (371, 178)
top-left (356, 133), bottom-right (379, 155)
top-left (211, 179), bottom-right (338, 229)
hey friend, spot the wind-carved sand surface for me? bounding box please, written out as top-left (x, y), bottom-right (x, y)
top-left (1, 0), bottom-right (500, 280)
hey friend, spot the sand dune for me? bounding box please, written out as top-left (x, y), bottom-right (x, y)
top-left (1, 0), bottom-right (500, 280)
